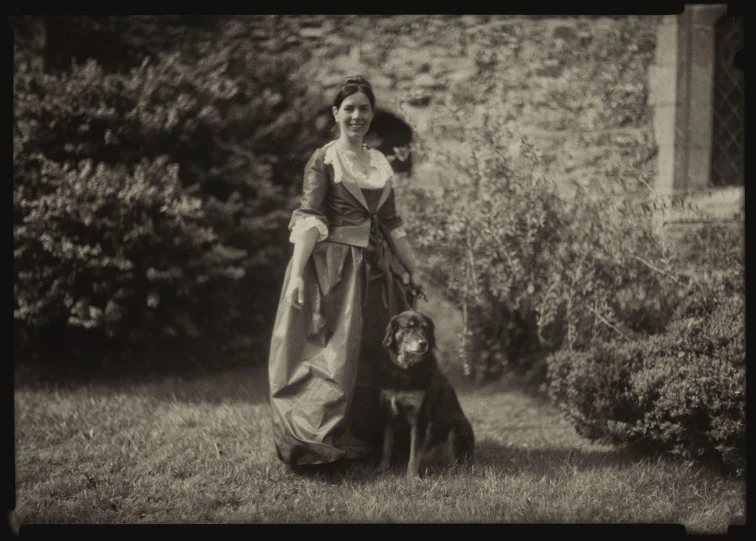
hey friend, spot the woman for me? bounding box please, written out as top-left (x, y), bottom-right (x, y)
top-left (268, 76), bottom-right (419, 469)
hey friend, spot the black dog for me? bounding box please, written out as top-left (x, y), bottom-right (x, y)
top-left (378, 310), bottom-right (475, 479)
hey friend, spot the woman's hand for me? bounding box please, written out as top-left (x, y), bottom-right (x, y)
top-left (404, 273), bottom-right (427, 305)
top-left (286, 275), bottom-right (305, 309)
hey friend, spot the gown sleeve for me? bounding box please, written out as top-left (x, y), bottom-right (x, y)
top-left (288, 147), bottom-right (330, 244)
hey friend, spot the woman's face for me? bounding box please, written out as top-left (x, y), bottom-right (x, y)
top-left (333, 91), bottom-right (373, 140)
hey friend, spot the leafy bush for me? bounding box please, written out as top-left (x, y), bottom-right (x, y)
top-left (14, 18), bottom-right (327, 368)
top-left (667, 221), bottom-right (744, 299)
top-left (546, 291), bottom-right (745, 474)
top-left (36, 15), bottom-right (222, 74)
top-left (396, 103), bottom-right (680, 385)
top-left (14, 155), bottom-right (243, 339)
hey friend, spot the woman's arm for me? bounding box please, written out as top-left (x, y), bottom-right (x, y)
top-left (377, 162), bottom-right (418, 281)
top-left (291, 227), bottom-right (320, 279)
top-left (286, 147), bottom-right (329, 307)
top-left (390, 228), bottom-right (418, 279)
top-left (286, 226), bottom-right (320, 307)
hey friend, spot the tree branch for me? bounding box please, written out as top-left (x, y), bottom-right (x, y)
top-left (587, 304), bottom-right (630, 341)
top-left (629, 254), bottom-right (679, 284)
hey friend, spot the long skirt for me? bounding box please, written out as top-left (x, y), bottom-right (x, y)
top-left (268, 240), bottom-right (410, 467)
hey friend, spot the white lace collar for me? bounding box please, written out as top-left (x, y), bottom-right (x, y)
top-left (323, 141), bottom-right (394, 189)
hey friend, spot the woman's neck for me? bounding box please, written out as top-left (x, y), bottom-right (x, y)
top-left (337, 135), bottom-right (364, 153)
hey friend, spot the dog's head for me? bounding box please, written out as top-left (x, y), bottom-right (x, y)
top-left (382, 310), bottom-right (436, 370)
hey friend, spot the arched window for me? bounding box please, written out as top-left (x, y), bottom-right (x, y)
top-left (366, 110), bottom-right (413, 175)
top-left (710, 15), bottom-right (744, 187)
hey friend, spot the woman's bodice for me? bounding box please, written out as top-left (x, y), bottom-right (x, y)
top-left (361, 188), bottom-right (383, 215)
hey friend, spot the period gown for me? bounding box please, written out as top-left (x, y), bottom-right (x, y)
top-left (268, 140), bottom-right (413, 466)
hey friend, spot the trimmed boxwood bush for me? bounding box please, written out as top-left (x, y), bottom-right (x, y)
top-left (547, 289), bottom-right (745, 475)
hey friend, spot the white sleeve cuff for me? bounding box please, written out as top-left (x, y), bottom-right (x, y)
top-left (391, 226), bottom-right (407, 239)
top-left (289, 216), bottom-right (328, 244)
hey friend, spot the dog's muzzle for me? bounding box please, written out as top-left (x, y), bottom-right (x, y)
top-left (394, 340), bottom-right (428, 369)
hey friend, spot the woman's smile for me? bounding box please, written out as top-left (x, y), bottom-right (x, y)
top-left (347, 122), bottom-right (367, 134)
top-left (333, 91), bottom-right (374, 140)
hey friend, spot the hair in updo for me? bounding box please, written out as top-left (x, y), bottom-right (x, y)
top-left (333, 75), bottom-right (376, 111)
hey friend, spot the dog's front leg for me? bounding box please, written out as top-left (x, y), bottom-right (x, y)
top-left (406, 417), bottom-right (421, 480)
top-left (378, 421), bottom-right (395, 473)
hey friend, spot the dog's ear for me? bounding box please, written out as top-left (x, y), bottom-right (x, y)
top-left (383, 315), bottom-right (399, 349)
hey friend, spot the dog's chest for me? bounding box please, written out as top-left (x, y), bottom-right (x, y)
top-left (380, 388), bottom-right (426, 417)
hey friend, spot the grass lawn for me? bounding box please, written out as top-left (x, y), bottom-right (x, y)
top-left (12, 364), bottom-right (746, 532)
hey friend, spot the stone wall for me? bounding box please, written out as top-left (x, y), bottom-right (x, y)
top-left (255, 14), bottom-right (661, 199)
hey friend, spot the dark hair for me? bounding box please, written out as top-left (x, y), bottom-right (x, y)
top-left (333, 75), bottom-right (376, 111)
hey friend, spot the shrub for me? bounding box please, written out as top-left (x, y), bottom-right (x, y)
top-left (14, 18), bottom-right (327, 368)
top-left (546, 292), bottom-right (745, 474)
top-left (14, 155), bottom-right (243, 339)
top-left (667, 221), bottom-right (744, 301)
top-left (36, 15), bottom-right (222, 74)
top-left (396, 103), bottom-right (680, 385)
